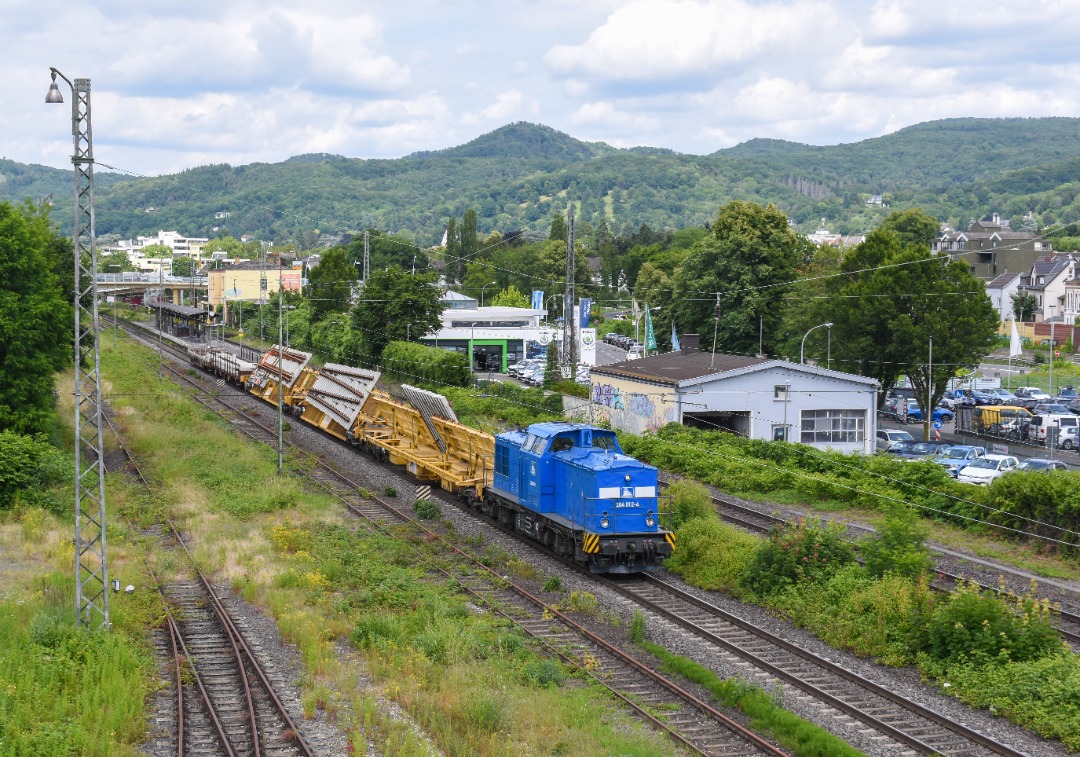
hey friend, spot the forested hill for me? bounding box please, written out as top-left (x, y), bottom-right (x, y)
top-left (5, 118), bottom-right (1080, 246)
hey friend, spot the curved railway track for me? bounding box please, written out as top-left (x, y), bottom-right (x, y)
top-left (101, 406), bottom-right (318, 757)
top-left (657, 475), bottom-right (1080, 646)
top-left (114, 318), bottom-right (791, 756)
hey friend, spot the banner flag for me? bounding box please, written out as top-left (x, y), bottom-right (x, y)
top-left (671, 322), bottom-right (680, 352)
top-left (1009, 319), bottom-right (1023, 357)
top-left (531, 290), bottom-right (544, 310)
top-left (644, 305), bottom-right (657, 351)
top-left (579, 298), bottom-right (592, 328)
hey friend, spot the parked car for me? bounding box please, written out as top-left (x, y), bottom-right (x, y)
top-left (1027, 413), bottom-right (1080, 444)
top-left (902, 400), bottom-right (954, 424)
top-left (1059, 426), bottom-right (1080, 450)
top-left (933, 445), bottom-right (987, 477)
top-left (952, 388), bottom-right (1000, 406)
top-left (985, 388), bottom-right (1019, 404)
top-left (1016, 458), bottom-right (1070, 473)
top-left (891, 441), bottom-right (954, 460)
top-left (876, 429), bottom-right (914, 451)
top-left (1032, 403), bottom-right (1072, 416)
top-left (956, 454), bottom-right (1020, 485)
top-left (972, 405), bottom-right (1032, 437)
top-left (1056, 386), bottom-right (1080, 402)
top-left (603, 332), bottom-right (620, 345)
top-left (882, 440), bottom-right (917, 458)
top-left (1015, 386), bottom-right (1052, 403)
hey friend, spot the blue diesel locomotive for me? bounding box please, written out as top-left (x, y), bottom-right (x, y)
top-left (486, 422), bottom-right (674, 573)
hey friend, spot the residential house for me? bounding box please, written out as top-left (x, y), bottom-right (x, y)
top-left (933, 214), bottom-right (1052, 280)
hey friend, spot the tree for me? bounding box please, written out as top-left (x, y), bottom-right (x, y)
top-left (99, 249), bottom-right (136, 273)
top-left (824, 211), bottom-right (998, 415)
top-left (0, 201), bottom-right (73, 433)
top-left (171, 256), bottom-right (195, 277)
top-left (305, 247), bottom-right (358, 321)
top-left (444, 216), bottom-right (461, 284)
top-left (1011, 289), bottom-right (1037, 322)
top-left (460, 209), bottom-right (479, 270)
top-left (549, 211), bottom-right (568, 242)
top-left (351, 266), bottom-right (444, 361)
top-left (878, 208), bottom-right (941, 248)
top-left (491, 284), bottom-right (529, 308)
top-left (674, 200), bottom-right (810, 355)
top-left (141, 243), bottom-right (172, 263)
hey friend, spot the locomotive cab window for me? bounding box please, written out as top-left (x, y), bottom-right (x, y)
top-left (592, 433), bottom-right (618, 451)
top-left (551, 436), bottom-right (574, 452)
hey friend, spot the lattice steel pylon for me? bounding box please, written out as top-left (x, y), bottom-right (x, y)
top-left (48, 68), bottom-right (110, 630)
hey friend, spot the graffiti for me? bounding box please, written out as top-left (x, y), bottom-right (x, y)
top-left (592, 383), bottom-right (624, 410)
top-left (627, 393), bottom-right (655, 419)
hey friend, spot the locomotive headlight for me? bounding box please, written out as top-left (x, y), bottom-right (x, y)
top-left (600, 512), bottom-right (610, 529)
top-left (625, 475), bottom-right (632, 482)
top-left (645, 511), bottom-right (655, 528)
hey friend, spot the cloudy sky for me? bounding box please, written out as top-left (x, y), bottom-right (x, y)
top-left (6, 0), bottom-right (1080, 177)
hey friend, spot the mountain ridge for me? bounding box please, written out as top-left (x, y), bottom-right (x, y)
top-left (4, 118), bottom-right (1080, 245)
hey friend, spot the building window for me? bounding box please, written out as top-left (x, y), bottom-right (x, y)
top-left (774, 384), bottom-right (790, 401)
top-left (772, 425), bottom-right (788, 441)
top-left (800, 409), bottom-right (865, 444)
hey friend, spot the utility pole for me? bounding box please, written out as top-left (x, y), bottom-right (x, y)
top-left (710, 293), bottom-right (721, 369)
top-left (259, 244), bottom-right (267, 343)
top-left (277, 282), bottom-right (284, 476)
top-left (363, 230), bottom-right (370, 282)
top-left (47, 68), bottom-right (109, 630)
top-left (561, 208), bottom-right (576, 376)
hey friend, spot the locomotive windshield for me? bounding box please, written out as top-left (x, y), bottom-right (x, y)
top-left (592, 434), bottom-right (618, 451)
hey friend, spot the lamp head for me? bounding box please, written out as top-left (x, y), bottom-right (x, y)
top-left (45, 71), bottom-right (63, 104)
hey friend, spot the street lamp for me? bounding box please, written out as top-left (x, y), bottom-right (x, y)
top-left (47, 67), bottom-right (110, 630)
top-left (481, 280), bottom-right (497, 307)
top-left (800, 322), bottom-right (833, 365)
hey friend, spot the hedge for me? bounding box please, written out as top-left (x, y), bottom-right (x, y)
top-left (381, 341), bottom-right (471, 388)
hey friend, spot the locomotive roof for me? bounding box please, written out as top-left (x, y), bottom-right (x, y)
top-left (522, 422), bottom-right (613, 439)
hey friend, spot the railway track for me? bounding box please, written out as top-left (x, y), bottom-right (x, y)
top-left (599, 574), bottom-right (1027, 757)
top-left (657, 474), bottom-right (1080, 646)
top-left (100, 403), bottom-right (318, 757)
top-left (115, 319), bottom-right (793, 756)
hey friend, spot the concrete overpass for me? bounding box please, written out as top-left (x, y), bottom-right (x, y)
top-left (96, 272), bottom-right (208, 306)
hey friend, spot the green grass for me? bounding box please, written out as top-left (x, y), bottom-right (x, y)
top-left (98, 338), bottom-right (682, 757)
top-left (0, 573), bottom-right (155, 756)
top-left (640, 641), bottom-right (868, 757)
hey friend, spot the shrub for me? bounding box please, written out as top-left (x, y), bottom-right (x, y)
top-left (665, 517), bottom-right (760, 594)
top-left (920, 581), bottom-right (1062, 667)
top-left (860, 504), bottom-right (934, 579)
top-left (629, 610), bottom-right (646, 643)
top-left (768, 565), bottom-right (934, 666)
top-left (742, 518), bottom-right (856, 597)
top-left (522, 659), bottom-right (565, 688)
top-left (542, 575), bottom-right (563, 592)
top-left (0, 432), bottom-right (70, 511)
top-left (381, 340), bottom-right (471, 387)
top-left (413, 498), bottom-right (441, 520)
top-left (383, 486), bottom-right (397, 497)
top-left (662, 479), bottom-right (714, 529)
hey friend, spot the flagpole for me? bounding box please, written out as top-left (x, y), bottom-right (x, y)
top-left (1008, 318), bottom-right (1013, 391)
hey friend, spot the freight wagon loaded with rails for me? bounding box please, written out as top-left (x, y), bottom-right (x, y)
top-left (191, 344), bottom-right (675, 573)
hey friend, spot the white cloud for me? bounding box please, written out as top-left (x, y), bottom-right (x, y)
top-left (4, 0), bottom-right (1080, 179)
top-left (544, 0), bottom-right (844, 82)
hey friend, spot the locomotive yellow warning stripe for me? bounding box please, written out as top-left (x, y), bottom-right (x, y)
top-left (583, 533), bottom-right (600, 554)
top-left (665, 532), bottom-right (676, 551)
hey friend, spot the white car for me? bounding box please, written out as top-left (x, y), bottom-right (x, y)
top-left (956, 454), bottom-right (1020, 485)
top-left (876, 429), bottom-right (914, 451)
